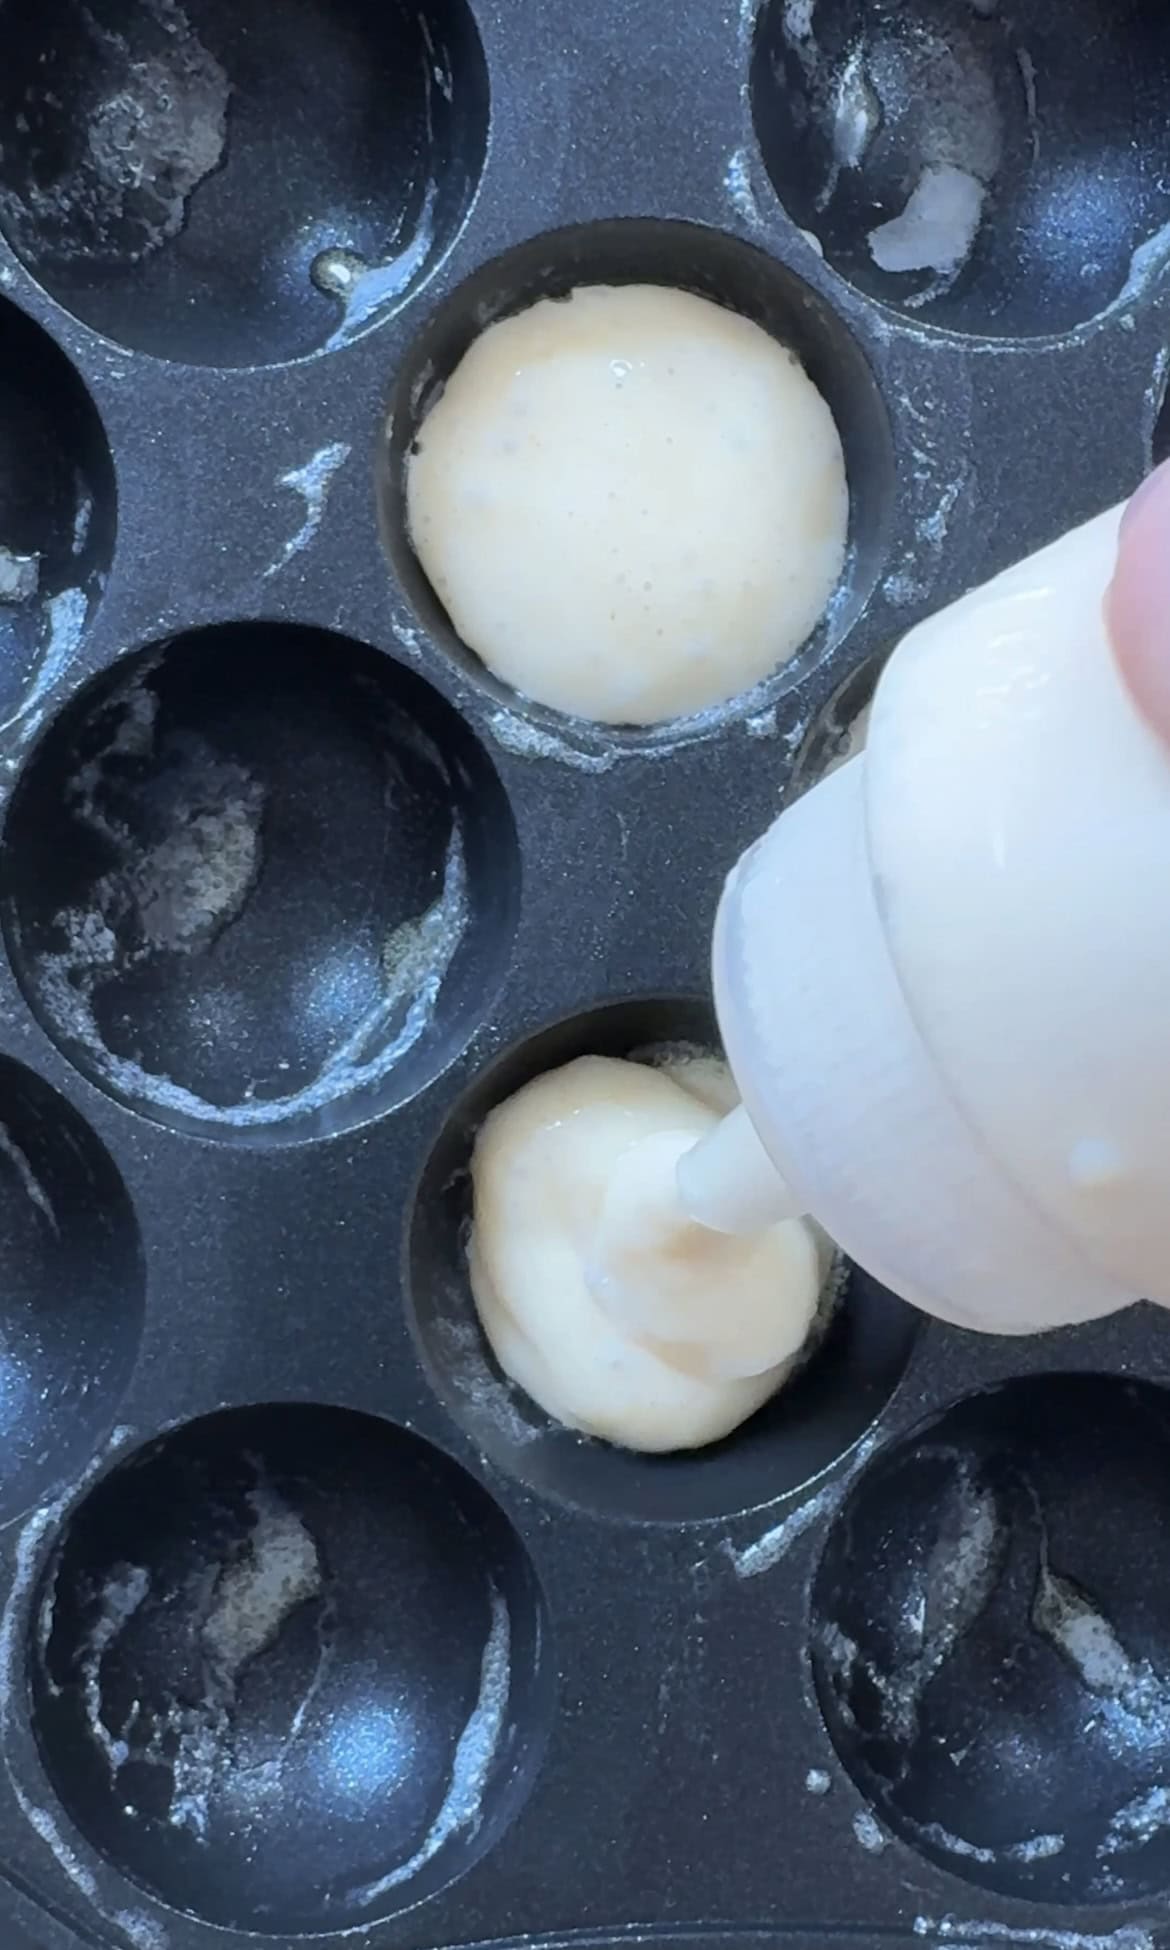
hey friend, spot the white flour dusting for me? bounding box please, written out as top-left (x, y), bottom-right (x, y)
top-left (201, 1482), bottom-right (322, 1679)
top-left (817, 1462), bottom-right (1005, 1750)
top-left (10, 1778), bottom-right (99, 1902)
top-left (379, 836), bottom-right (467, 1022)
top-left (884, 378), bottom-right (973, 603)
top-left (112, 1912), bottom-right (168, 1950)
top-left (916, 475), bottom-right (965, 550)
top-left (919, 1819), bottom-right (1064, 1865)
top-left (1112, 217), bottom-right (1170, 317)
top-left (80, 734), bottom-right (262, 950)
top-left (73, 489), bottom-right (94, 559)
top-left (832, 45), bottom-right (881, 174)
top-left (160, 1481), bottom-right (325, 1840)
top-left (79, 1473), bottom-right (327, 1845)
top-left (853, 1808), bottom-right (888, 1852)
top-left (1100, 1783), bottom-right (1170, 1859)
top-left (915, 1920), bottom-right (1152, 1950)
top-left (80, 1562), bottom-right (151, 1777)
top-left (0, 547), bottom-right (39, 604)
top-left (1014, 1832), bottom-right (1066, 1862)
top-left (436, 1312), bottom-right (544, 1450)
top-left (782, 0), bottom-right (818, 71)
top-left (724, 1420), bottom-right (877, 1579)
top-left (488, 710), bottom-right (617, 774)
top-left (489, 673), bottom-right (814, 773)
top-left (1031, 1552), bottom-right (1170, 1729)
top-left (724, 1480), bottom-right (836, 1578)
top-left (8, 1479), bottom-right (99, 1739)
top-left (263, 442), bottom-right (351, 579)
top-left (725, 149), bottom-right (762, 228)
top-left (41, 696), bottom-right (266, 1037)
top-left (744, 705), bottom-right (779, 740)
top-left (166, 1700), bottom-right (225, 1842)
top-left (814, 42), bottom-right (881, 209)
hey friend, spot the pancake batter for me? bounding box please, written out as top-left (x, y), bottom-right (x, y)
top-left (407, 283), bottom-right (849, 725)
top-left (468, 1053), bottom-right (824, 1452)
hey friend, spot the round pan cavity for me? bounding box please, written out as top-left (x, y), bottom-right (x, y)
top-left (378, 217), bottom-right (894, 745)
top-left (1, 624), bottom-right (519, 1142)
top-left (751, 0), bottom-right (1170, 338)
top-left (0, 0), bottom-right (489, 368)
top-left (0, 1059), bottom-right (142, 1526)
top-left (812, 1372), bottom-right (1170, 1903)
top-left (30, 1404), bottom-right (553, 1934)
top-left (406, 998), bottom-right (917, 1522)
top-left (0, 298), bottom-right (114, 732)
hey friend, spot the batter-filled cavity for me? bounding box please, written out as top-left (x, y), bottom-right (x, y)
top-left (406, 283), bottom-right (849, 726)
top-left (468, 1052), bottom-right (828, 1452)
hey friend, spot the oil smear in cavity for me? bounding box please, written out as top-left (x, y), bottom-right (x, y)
top-left (10, 588), bottom-right (90, 750)
top-left (0, 568), bottom-right (93, 755)
top-left (304, 7), bottom-right (452, 346)
top-left (861, 17), bottom-right (1001, 306)
top-left (1, 0), bottom-right (230, 265)
top-left (35, 659), bottom-right (470, 1126)
top-left (310, 181), bottom-right (439, 350)
top-left (359, 1584), bottom-right (512, 1900)
top-left (783, 1), bottom-right (1007, 307)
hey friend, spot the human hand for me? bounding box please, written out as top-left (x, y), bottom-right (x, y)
top-left (1108, 460), bottom-right (1170, 739)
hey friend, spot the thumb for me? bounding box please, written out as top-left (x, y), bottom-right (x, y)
top-left (1107, 461), bottom-right (1170, 741)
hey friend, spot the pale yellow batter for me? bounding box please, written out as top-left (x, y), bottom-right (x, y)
top-left (407, 284), bottom-right (849, 726)
top-left (468, 1054), bottom-right (823, 1452)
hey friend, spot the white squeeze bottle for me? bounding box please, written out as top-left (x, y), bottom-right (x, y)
top-left (673, 504), bottom-right (1170, 1334)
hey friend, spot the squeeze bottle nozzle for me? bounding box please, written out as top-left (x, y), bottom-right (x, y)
top-left (684, 503), bottom-right (1170, 1335)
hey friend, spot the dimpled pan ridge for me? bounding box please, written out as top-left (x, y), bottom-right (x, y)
top-left (0, 2), bottom-right (1167, 1949)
